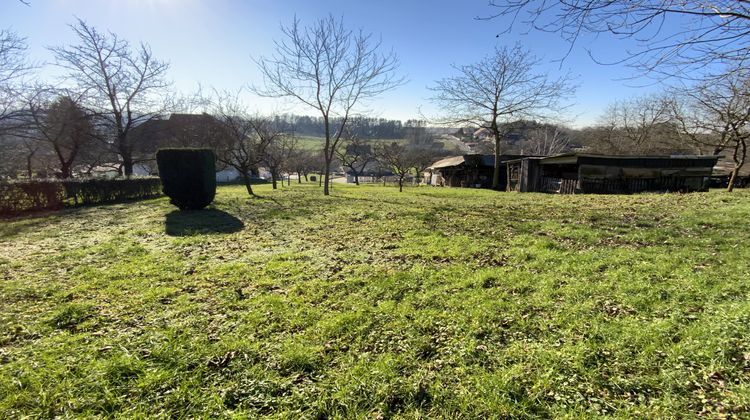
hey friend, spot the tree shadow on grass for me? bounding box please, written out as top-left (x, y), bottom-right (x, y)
top-left (165, 209), bottom-right (244, 236)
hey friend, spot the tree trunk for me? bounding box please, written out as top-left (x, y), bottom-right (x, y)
top-left (492, 135), bottom-right (501, 190)
top-left (323, 115), bottom-right (332, 196)
top-left (727, 168), bottom-right (738, 192)
top-left (60, 162), bottom-right (73, 179)
top-left (243, 172), bottom-right (255, 196)
top-left (271, 172), bottom-right (278, 189)
top-left (319, 173), bottom-right (323, 187)
top-left (399, 177), bottom-right (403, 192)
top-left (727, 141), bottom-right (747, 192)
top-left (304, 173), bottom-right (308, 182)
top-left (354, 172), bottom-right (360, 185)
top-left (26, 155), bottom-right (33, 179)
top-left (122, 156), bottom-right (134, 177)
top-left (323, 158), bottom-right (331, 195)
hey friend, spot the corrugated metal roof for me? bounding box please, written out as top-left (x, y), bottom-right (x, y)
top-left (539, 153), bottom-right (720, 166)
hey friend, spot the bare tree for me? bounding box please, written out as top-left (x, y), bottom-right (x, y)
top-left (0, 29), bottom-right (31, 135)
top-left (334, 134), bottom-right (375, 185)
top-left (375, 142), bottom-right (417, 192)
top-left (254, 14), bottom-right (403, 195)
top-left (263, 132), bottom-right (297, 189)
top-left (284, 148), bottom-right (317, 183)
top-left (24, 91), bottom-right (94, 178)
top-left (430, 44), bottom-right (574, 189)
top-left (50, 19), bottom-right (171, 176)
top-left (208, 92), bottom-right (279, 196)
top-left (485, 1), bottom-right (750, 81)
top-left (586, 94), bottom-right (683, 155)
top-left (523, 125), bottom-right (570, 156)
top-left (671, 69), bottom-right (750, 191)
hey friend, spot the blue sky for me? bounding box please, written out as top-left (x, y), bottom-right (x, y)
top-left (3, 0), bottom-right (669, 127)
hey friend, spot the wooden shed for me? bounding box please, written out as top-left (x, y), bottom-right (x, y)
top-left (711, 155), bottom-right (750, 188)
top-left (507, 154), bottom-right (719, 194)
top-left (427, 154), bottom-right (527, 189)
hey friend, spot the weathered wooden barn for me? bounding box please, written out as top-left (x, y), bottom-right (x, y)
top-left (711, 155), bottom-right (749, 188)
top-left (506, 154), bottom-right (719, 194)
top-left (426, 154), bottom-right (526, 189)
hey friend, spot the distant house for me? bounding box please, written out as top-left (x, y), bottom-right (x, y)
top-left (426, 154), bottom-right (529, 189)
top-left (507, 153), bottom-right (719, 194)
top-left (473, 128), bottom-right (492, 140)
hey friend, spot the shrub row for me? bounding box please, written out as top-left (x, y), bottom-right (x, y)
top-left (0, 177), bottom-right (162, 216)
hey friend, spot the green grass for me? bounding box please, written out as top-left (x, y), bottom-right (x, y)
top-left (1, 184), bottom-right (750, 418)
top-left (296, 136), bottom-right (407, 151)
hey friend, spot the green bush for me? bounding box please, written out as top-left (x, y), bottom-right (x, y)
top-left (0, 180), bottom-right (65, 214)
top-left (0, 177), bottom-right (162, 216)
top-left (62, 177), bottom-right (162, 206)
top-left (156, 148), bottom-right (216, 210)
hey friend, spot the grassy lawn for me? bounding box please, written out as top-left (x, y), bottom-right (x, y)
top-left (1, 184), bottom-right (750, 418)
top-left (296, 136), bottom-right (407, 151)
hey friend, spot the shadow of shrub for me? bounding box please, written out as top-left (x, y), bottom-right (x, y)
top-left (165, 209), bottom-right (244, 236)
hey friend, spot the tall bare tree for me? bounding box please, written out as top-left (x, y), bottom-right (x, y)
top-left (671, 69), bottom-right (750, 192)
top-left (50, 19), bottom-right (171, 176)
top-left (0, 29), bottom-right (31, 134)
top-left (430, 44), bottom-right (574, 189)
top-left (254, 14), bottom-right (403, 195)
top-left (485, 1), bottom-right (750, 81)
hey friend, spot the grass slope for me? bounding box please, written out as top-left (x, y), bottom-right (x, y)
top-left (1, 184), bottom-right (749, 418)
top-left (296, 136), bottom-right (407, 151)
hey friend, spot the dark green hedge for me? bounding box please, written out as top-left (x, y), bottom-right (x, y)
top-left (0, 177), bottom-right (162, 216)
top-left (156, 148), bottom-right (216, 210)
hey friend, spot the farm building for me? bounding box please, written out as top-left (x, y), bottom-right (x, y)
top-left (506, 154), bottom-right (719, 194)
top-left (711, 155), bottom-right (750, 188)
top-left (426, 154), bottom-right (527, 189)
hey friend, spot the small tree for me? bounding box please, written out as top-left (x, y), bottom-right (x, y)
top-left (334, 135), bottom-right (374, 185)
top-left (255, 14), bottom-right (403, 196)
top-left (26, 92), bottom-right (94, 178)
top-left (430, 44), bottom-right (573, 189)
top-left (376, 142), bottom-right (416, 192)
top-left (263, 133), bottom-right (297, 189)
top-left (285, 148), bottom-right (317, 183)
top-left (208, 92), bottom-right (279, 196)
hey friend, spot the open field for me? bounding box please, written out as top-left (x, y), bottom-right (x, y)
top-left (295, 136), bottom-right (407, 151)
top-left (1, 184), bottom-right (750, 417)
